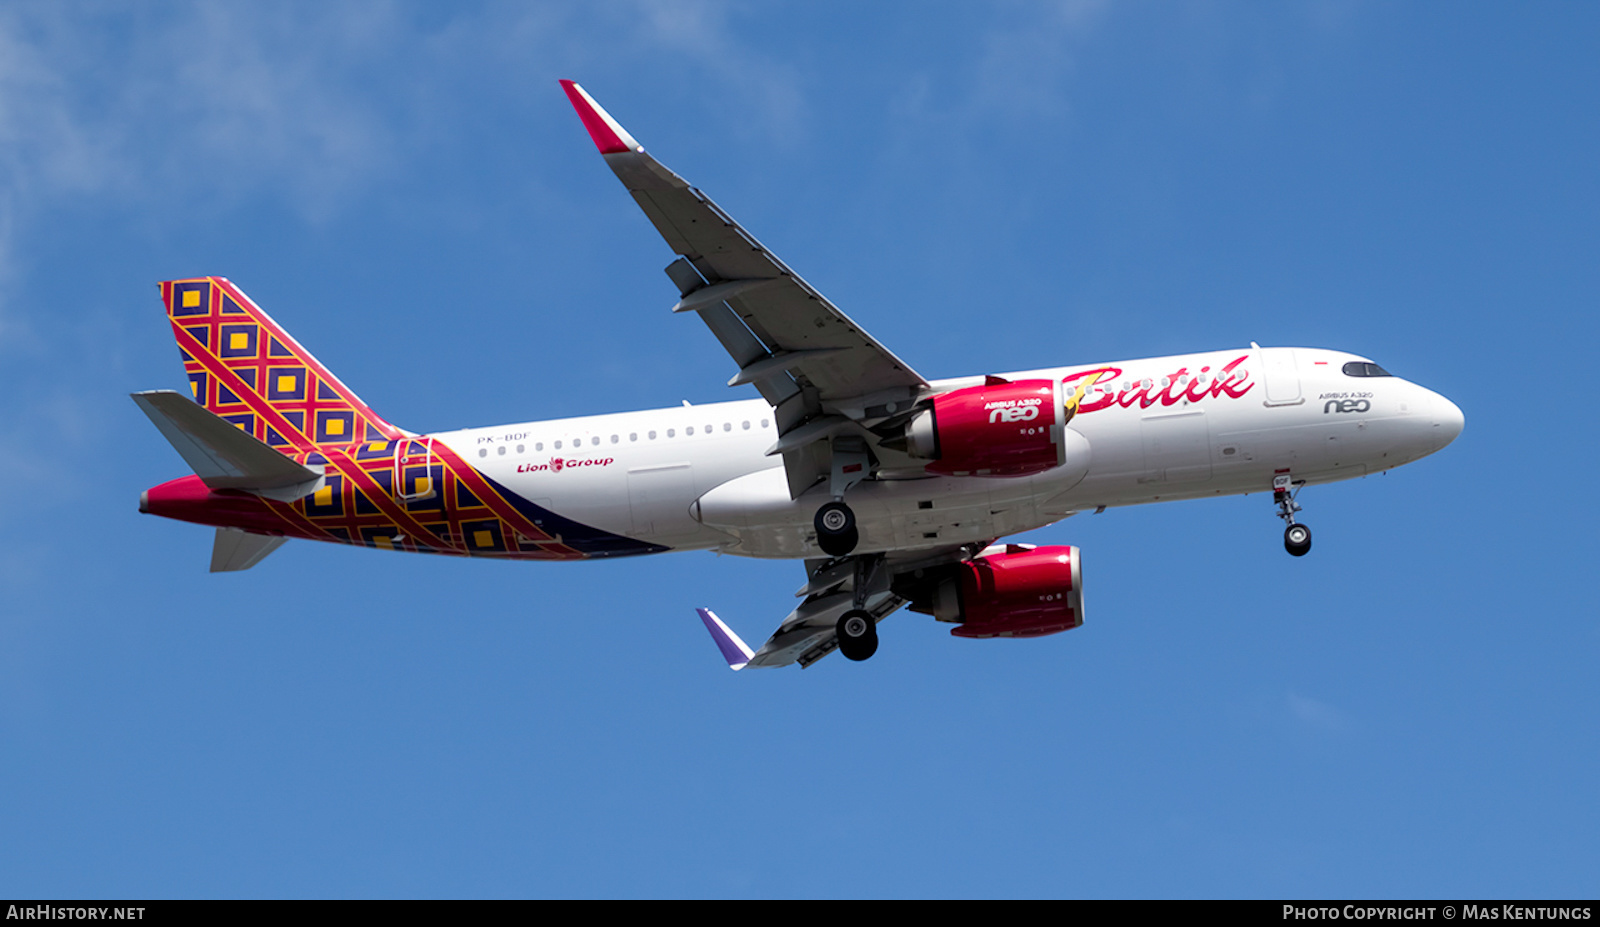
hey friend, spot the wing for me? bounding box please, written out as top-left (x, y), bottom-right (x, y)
top-left (696, 545), bottom-right (978, 670)
top-left (560, 81), bottom-right (932, 497)
top-left (698, 580), bottom-right (908, 670)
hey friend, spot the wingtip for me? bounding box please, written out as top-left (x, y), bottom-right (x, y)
top-left (696, 607), bottom-right (754, 671)
top-left (558, 79), bottom-right (639, 155)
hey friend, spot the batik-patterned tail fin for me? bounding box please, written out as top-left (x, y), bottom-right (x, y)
top-left (161, 277), bottom-right (405, 451)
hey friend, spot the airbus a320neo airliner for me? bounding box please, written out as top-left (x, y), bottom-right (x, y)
top-left (134, 81), bottom-right (1464, 668)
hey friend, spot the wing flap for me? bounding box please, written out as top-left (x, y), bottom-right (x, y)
top-left (697, 547), bottom-right (975, 670)
top-left (745, 588), bottom-right (906, 669)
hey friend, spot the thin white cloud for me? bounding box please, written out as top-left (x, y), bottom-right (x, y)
top-left (608, 0), bottom-right (809, 145)
top-left (0, 9), bottom-right (120, 339)
top-left (884, 0), bottom-right (1110, 135)
top-left (0, 2), bottom-right (819, 333)
top-left (0, 4), bottom-right (406, 207)
top-left (140, 4), bottom-right (406, 216)
top-left (0, 3), bottom-right (415, 332)
top-left (1287, 691), bottom-right (1352, 732)
top-left (0, 12), bottom-right (118, 196)
top-left (966, 0), bottom-right (1110, 121)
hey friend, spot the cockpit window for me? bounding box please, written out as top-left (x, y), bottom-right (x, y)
top-left (1342, 361), bottom-right (1393, 378)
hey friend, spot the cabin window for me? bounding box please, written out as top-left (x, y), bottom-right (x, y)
top-left (648, 430), bottom-right (657, 440)
top-left (497, 446), bottom-right (506, 456)
top-left (760, 419), bottom-right (770, 428)
top-left (478, 449), bottom-right (487, 458)
top-left (516, 444), bottom-right (525, 454)
top-left (742, 421), bottom-right (750, 430)
top-left (667, 428), bottom-right (676, 438)
top-left (555, 440), bottom-right (563, 449)
top-left (723, 422), bottom-right (732, 432)
top-left (536, 442), bottom-right (544, 451)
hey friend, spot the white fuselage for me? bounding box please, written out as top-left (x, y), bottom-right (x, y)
top-left (431, 347), bottom-right (1462, 560)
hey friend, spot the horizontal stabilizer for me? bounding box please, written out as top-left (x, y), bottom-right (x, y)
top-left (211, 527), bottom-right (288, 572)
top-left (131, 390), bottom-right (322, 500)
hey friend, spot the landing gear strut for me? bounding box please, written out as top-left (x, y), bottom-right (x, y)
top-left (832, 554), bottom-right (887, 662)
top-left (1273, 473), bottom-right (1312, 557)
top-left (814, 436), bottom-right (870, 557)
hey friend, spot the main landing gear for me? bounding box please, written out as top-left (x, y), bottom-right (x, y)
top-left (814, 436), bottom-right (870, 557)
top-left (1273, 473), bottom-right (1313, 557)
top-left (836, 608), bottom-right (878, 661)
top-left (831, 553), bottom-right (886, 662)
top-left (815, 501), bottom-right (858, 556)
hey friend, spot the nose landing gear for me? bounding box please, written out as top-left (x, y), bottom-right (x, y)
top-left (1274, 472), bottom-right (1312, 557)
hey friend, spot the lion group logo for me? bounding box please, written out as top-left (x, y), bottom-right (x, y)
top-left (515, 456), bottom-right (617, 475)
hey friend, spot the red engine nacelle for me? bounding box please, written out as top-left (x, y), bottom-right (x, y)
top-left (905, 378), bottom-right (1066, 477)
top-left (934, 545), bottom-right (1084, 639)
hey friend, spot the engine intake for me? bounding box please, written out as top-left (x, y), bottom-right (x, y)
top-left (928, 545), bottom-right (1084, 639)
top-left (901, 378), bottom-right (1067, 477)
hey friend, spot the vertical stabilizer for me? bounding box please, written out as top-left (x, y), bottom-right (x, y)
top-left (161, 277), bottom-right (405, 451)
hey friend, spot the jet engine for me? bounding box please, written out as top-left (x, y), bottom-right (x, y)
top-left (901, 544), bottom-right (1084, 639)
top-left (891, 378), bottom-right (1068, 477)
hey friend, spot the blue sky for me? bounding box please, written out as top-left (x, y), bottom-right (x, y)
top-left (2, 1), bottom-right (1596, 898)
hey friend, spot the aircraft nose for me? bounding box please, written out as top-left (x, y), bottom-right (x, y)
top-left (1432, 394), bottom-right (1464, 451)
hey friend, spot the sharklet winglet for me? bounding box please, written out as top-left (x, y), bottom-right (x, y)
top-left (558, 80), bottom-right (640, 155)
top-left (696, 608), bottom-right (754, 671)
